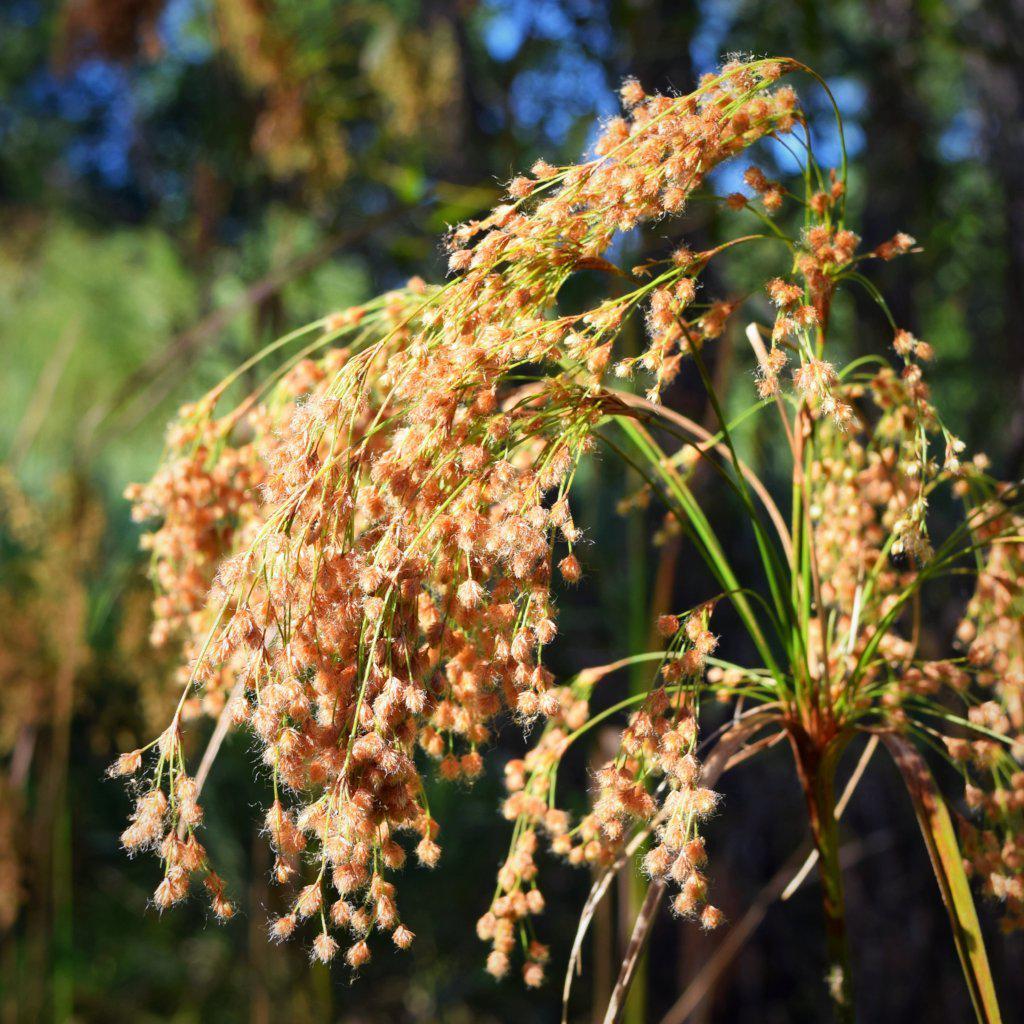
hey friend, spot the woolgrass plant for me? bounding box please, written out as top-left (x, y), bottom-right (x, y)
top-left (115, 57), bottom-right (1023, 1021)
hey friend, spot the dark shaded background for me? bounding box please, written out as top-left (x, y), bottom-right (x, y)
top-left (2, 1), bottom-right (1023, 1021)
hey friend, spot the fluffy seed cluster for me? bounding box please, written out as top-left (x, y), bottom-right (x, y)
top-left (803, 376), bottom-right (1024, 930)
top-left (478, 606), bottom-right (723, 980)
top-left (952, 495), bottom-right (1024, 929)
top-left (118, 55), bottom-right (1024, 988)
top-left (120, 58), bottom-right (801, 968)
top-left (616, 608), bottom-right (723, 927)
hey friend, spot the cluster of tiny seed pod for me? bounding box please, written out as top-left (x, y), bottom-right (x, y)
top-left (611, 608), bottom-right (724, 928)
top-left (115, 52), bottom-right (1024, 988)
top-left (118, 58), bottom-right (807, 973)
top-left (474, 605), bottom-right (725, 981)
top-left (112, 724), bottom-right (235, 920)
top-left (949, 493), bottom-right (1024, 930)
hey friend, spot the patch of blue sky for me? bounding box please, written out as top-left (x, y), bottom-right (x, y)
top-left (938, 108), bottom-right (981, 162)
top-left (482, 0), bottom-right (616, 144)
top-left (509, 54), bottom-right (615, 145)
top-left (809, 76), bottom-right (866, 164)
top-left (157, 0), bottom-right (214, 65)
top-left (483, 0), bottom-right (579, 57)
top-left (17, 0), bottom-right (216, 194)
top-left (484, 7), bottom-right (527, 62)
top-left (27, 59), bottom-right (136, 189)
top-left (690, 0), bottom-right (735, 77)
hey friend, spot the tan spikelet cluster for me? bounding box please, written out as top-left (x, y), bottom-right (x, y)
top-left (951, 494), bottom-right (1024, 929)
top-left (119, 57), bottom-right (803, 969)
top-left (799, 376), bottom-right (1024, 933)
top-left (611, 608), bottom-right (723, 925)
top-left (476, 605), bottom-right (723, 976)
top-left (118, 54), bottom-right (1024, 992)
top-left (808, 376), bottom-right (938, 681)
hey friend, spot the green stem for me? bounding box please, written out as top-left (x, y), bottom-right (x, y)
top-left (623, 302), bottom-right (649, 1024)
top-left (790, 730), bottom-right (855, 1022)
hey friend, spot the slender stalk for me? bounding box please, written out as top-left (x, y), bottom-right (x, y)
top-left (790, 730), bottom-right (855, 1022)
top-left (623, 445), bottom-right (650, 1024)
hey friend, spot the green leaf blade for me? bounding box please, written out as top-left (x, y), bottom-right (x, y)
top-left (881, 733), bottom-right (1002, 1024)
